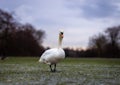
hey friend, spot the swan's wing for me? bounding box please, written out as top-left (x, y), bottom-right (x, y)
top-left (40, 49), bottom-right (57, 58)
top-left (39, 48), bottom-right (58, 64)
top-left (39, 48), bottom-right (65, 64)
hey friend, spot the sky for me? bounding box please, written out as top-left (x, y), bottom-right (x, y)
top-left (0, 0), bottom-right (120, 49)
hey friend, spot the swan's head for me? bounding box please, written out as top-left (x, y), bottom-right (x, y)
top-left (59, 30), bottom-right (64, 39)
top-left (59, 30), bottom-right (64, 47)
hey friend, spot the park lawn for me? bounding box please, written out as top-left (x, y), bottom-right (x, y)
top-left (0, 57), bottom-right (120, 85)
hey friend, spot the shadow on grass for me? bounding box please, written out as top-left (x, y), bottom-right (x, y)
top-left (40, 70), bottom-right (63, 73)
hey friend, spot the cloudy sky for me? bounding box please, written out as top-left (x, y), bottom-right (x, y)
top-left (0, 0), bottom-right (120, 49)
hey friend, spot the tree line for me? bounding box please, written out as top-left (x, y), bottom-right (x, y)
top-left (64, 26), bottom-right (120, 58)
top-left (0, 9), bottom-right (45, 59)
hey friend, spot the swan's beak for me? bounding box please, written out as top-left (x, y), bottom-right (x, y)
top-left (61, 34), bottom-right (64, 38)
top-left (59, 31), bottom-right (64, 39)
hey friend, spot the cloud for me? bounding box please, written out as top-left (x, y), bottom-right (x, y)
top-left (65, 0), bottom-right (120, 19)
top-left (14, 5), bottom-right (35, 24)
top-left (14, 0), bottom-right (120, 48)
top-left (0, 0), bottom-right (120, 48)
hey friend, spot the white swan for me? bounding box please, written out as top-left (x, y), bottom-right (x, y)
top-left (39, 31), bottom-right (65, 72)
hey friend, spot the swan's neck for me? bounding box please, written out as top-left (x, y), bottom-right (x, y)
top-left (58, 36), bottom-right (62, 48)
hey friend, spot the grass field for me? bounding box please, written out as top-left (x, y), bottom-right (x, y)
top-left (0, 57), bottom-right (120, 85)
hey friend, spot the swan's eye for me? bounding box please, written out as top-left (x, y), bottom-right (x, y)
top-left (60, 32), bottom-right (63, 35)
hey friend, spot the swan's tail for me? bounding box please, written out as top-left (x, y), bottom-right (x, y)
top-left (38, 58), bottom-right (43, 63)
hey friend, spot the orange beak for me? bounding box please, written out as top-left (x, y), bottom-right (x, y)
top-left (61, 34), bottom-right (64, 38)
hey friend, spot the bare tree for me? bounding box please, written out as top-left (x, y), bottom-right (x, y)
top-left (0, 9), bottom-right (45, 58)
top-left (105, 26), bottom-right (120, 57)
top-left (105, 26), bottom-right (120, 47)
top-left (88, 33), bottom-right (107, 57)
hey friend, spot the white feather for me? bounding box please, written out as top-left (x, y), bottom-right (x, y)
top-left (39, 48), bottom-right (65, 65)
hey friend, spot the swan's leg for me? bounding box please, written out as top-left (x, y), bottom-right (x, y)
top-left (49, 64), bottom-right (53, 72)
top-left (53, 64), bottom-right (56, 72)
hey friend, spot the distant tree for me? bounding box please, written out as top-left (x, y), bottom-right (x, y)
top-left (14, 23), bottom-right (45, 56)
top-left (64, 48), bottom-right (78, 58)
top-left (0, 9), bottom-right (45, 59)
top-left (88, 33), bottom-right (107, 57)
top-left (88, 26), bottom-right (120, 58)
top-left (105, 26), bottom-right (120, 47)
top-left (0, 9), bottom-right (16, 59)
top-left (105, 26), bottom-right (120, 57)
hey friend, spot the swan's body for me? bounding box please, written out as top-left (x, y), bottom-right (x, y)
top-left (39, 48), bottom-right (65, 64)
top-left (39, 31), bottom-right (65, 72)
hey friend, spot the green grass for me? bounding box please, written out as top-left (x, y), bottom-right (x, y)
top-left (0, 57), bottom-right (120, 85)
